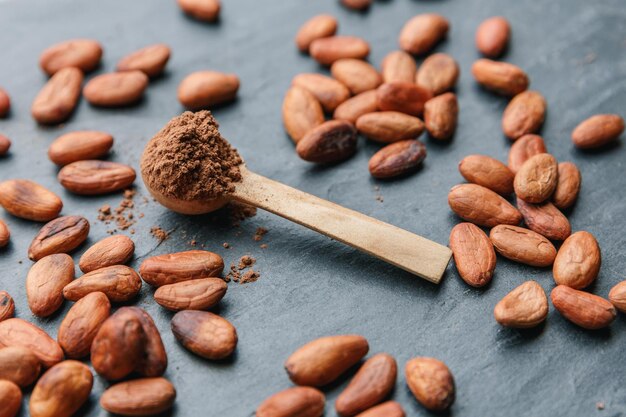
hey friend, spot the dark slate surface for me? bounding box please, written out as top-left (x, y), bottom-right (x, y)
top-left (0, 0), bottom-right (625, 416)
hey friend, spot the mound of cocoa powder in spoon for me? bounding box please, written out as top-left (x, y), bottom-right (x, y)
top-left (141, 111), bottom-right (242, 201)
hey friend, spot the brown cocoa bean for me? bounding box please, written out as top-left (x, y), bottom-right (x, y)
top-left (449, 222), bottom-right (496, 288)
top-left (335, 353), bottom-right (397, 416)
top-left (178, 71), bottom-right (240, 110)
top-left (29, 360), bottom-right (93, 417)
top-left (571, 114), bottom-right (624, 149)
top-left (381, 51), bottom-right (416, 84)
top-left (416, 53), bottom-right (459, 95)
top-left (475, 17), bottom-right (510, 58)
top-left (39, 39), bottom-right (102, 75)
top-left (424, 92), bottom-right (458, 140)
top-left (117, 44), bottom-right (171, 78)
top-left (171, 310), bottom-right (237, 360)
top-left (0, 318), bottom-right (64, 368)
top-left (91, 308), bottom-right (146, 380)
top-left (490, 225), bottom-right (557, 267)
top-left (355, 401), bottom-right (405, 417)
top-left (48, 130), bottom-right (114, 166)
top-left (0, 291), bottom-right (15, 322)
top-left (553, 231), bottom-right (601, 289)
top-left (0, 134), bottom-right (11, 155)
top-left (26, 254), bottom-right (75, 317)
top-left (405, 357), bottom-right (455, 412)
top-left (83, 71), bottom-right (148, 107)
top-left (257, 386), bottom-right (325, 417)
top-left (507, 134), bottom-right (546, 174)
top-left (125, 307), bottom-right (168, 377)
top-left (284, 335), bottom-right (369, 387)
top-left (296, 14), bottom-right (338, 53)
top-left (28, 215), bottom-right (90, 261)
top-left (516, 199), bottom-right (571, 241)
top-left (448, 184), bottom-right (522, 227)
top-left (0, 380), bottom-right (21, 417)
top-left (356, 111), bottom-right (424, 143)
top-left (551, 285), bottom-right (616, 330)
top-left (0, 180), bottom-right (62, 222)
top-left (154, 278), bottom-right (227, 311)
top-left (458, 154), bottom-right (514, 195)
top-left (514, 153), bottom-right (558, 203)
top-left (57, 292), bottom-right (111, 358)
top-left (377, 82), bottom-right (432, 116)
top-left (502, 91), bottom-right (546, 140)
top-left (341, 0), bottom-right (372, 10)
top-left (399, 14), bottom-right (449, 55)
top-left (494, 281), bottom-right (548, 328)
top-left (79, 234), bottom-right (135, 273)
top-left (608, 281), bottom-right (626, 313)
top-left (0, 88), bottom-right (10, 118)
top-left (296, 120), bottom-right (358, 163)
top-left (0, 220), bottom-right (9, 248)
top-left (552, 162), bottom-right (581, 210)
top-left (31, 67), bottom-right (83, 125)
top-left (177, 0), bottom-right (220, 22)
top-left (282, 86), bottom-right (325, 143)
top-left (0, 346), bottom-right (41, 387)
top-left (471, 59), bottom-right (529, 96)
top-left (292, 73), bottom-right (351, 113)
top-left (309, 36), bottom-right (370, 66)
top-left (63, 265), bottom-right (142, 303)
top-left (58, 160), bottom-right (136, 195)
top-left (368, 140), bottom-right (427, 179)
top-left (139, 250), bottom-right (224, 287)
top-left (100, 377), bottom-right (176, 416)
top-left (333, 90), bottom-right (379, 123)
top-left (331, 59), bottom-right (382, 95)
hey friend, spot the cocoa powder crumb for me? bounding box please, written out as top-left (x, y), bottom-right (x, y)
top-left (223, 242), bottom-right (230, 248)
top-left (225, 263), bottom-right (237, 282)
top-left (140, 111), bottom-right (243, 201)
top-left (260, 244), bottom-right (268, 249)
top-left (97, 189), bottom-right (137, 231)
top-left (596, 402), bottom-right (605, 410)
top-left (238, 255), bottom-right (256, 270)
top-left (253, 227), bottom-right (268, 241)
top-left (226, 255), bottom-right (261, 283)
top-left (240, 270), bottom-right (260, 284)
top-left (374, 186), bottom-right (384, 202)
top-left (150, 226), bottom-right (170, 241)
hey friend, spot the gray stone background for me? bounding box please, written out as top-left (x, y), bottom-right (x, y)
top-left (0, 0), bottom-right (625, 416)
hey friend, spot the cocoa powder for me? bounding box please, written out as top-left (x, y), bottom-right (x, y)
top-left (226, 255), bottom-right (261, 283)
top-left (150, 227), bottom-right (170, 242)
top-left (98, 189), bottom-right (139, 234)
top-left (141, 111), bottom-right (242, 201)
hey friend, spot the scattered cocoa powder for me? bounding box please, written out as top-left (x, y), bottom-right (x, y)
top-left (260, 244), bottom-right (268, 249)
top-left (240, 270), bottom-right (260, 284)
top-left (238, 255), bottom-right (256, 269)
top-left (140, 111), bottom-right (243, 201)
top-left (226, 254), bottom-right (261, 283)
top-left (253, 227), bottom-right (268, 241)
top-left (374, 186), bottom-right (384, 202)
top-left (97, 188), bottom-right (138, 233)
top-left (150, 226), bottom-right (170, 241)
top-left (223, 242), bottom-right (230, 248)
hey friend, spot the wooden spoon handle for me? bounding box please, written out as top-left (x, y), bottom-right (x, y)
top-left (233, 168), bottom-right (451, 283)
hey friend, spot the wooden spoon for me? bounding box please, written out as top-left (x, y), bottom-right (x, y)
top-left (144, 164), bottom-right (451, 283)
